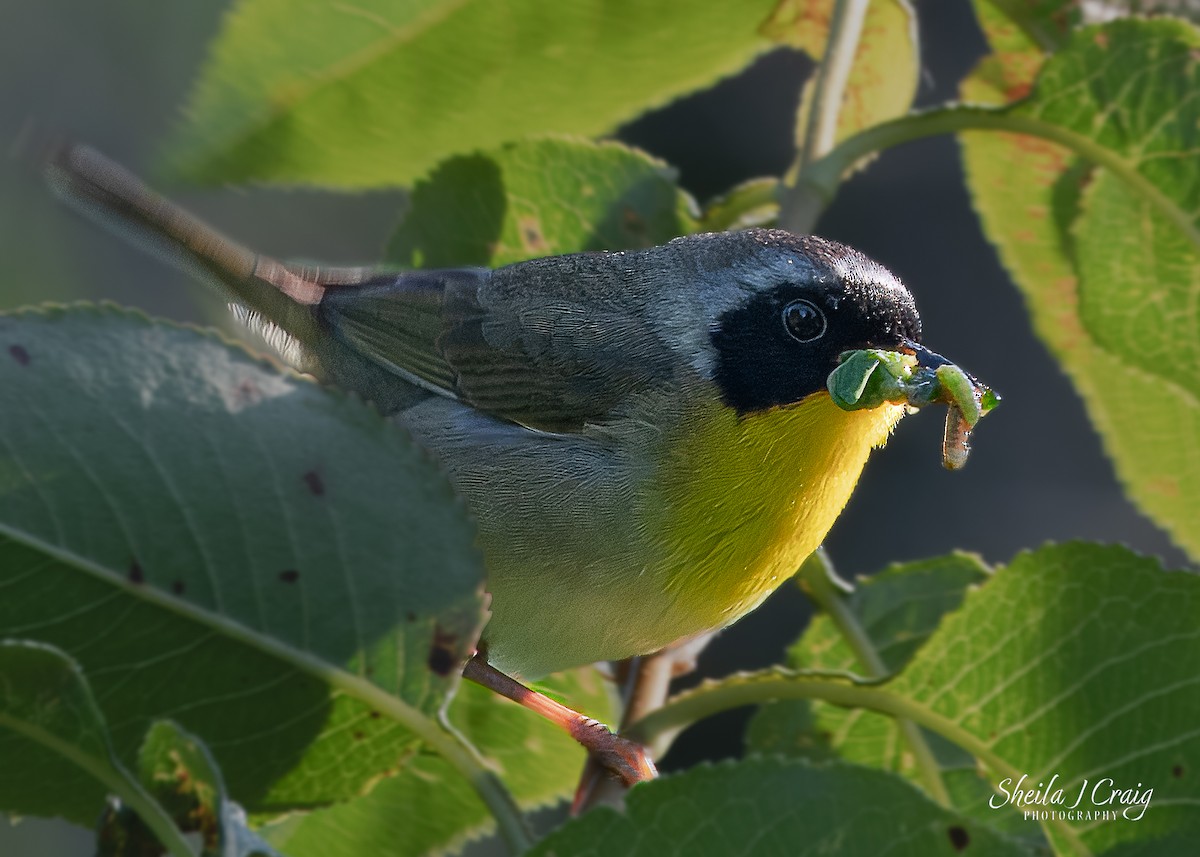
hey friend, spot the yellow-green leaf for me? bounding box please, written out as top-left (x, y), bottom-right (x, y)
top-left (386, 138), bottom-right (698, 268)
top-left (765, 0), bottom-right (920, 156)
top-left (261, 669), bottom-right (615, 857)
top-left (164, 0), bottom-right (778, 188)
top-left (961, 18), bottom-right (1200, 560)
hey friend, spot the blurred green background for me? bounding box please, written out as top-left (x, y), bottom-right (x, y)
top-left (1, 1), bottom-right (1190, 853)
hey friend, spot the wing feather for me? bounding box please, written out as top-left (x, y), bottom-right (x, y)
top-left (319, 260), bottom-right (676, 431)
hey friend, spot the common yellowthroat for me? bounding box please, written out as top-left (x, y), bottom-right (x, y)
top-left (48, 146), bottom-right (987, 786)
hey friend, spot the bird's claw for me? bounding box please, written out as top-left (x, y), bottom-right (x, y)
top-left (569, 717), bottom-right (657, 786)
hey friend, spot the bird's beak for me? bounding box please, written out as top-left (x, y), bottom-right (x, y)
top-left (899, 338), bottom-right (988, 393)
top-left (827, 339), bottom-right (1000, 469)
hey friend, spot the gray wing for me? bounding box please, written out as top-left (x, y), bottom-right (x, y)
top-left (318, 258), bottom-right (677, 432)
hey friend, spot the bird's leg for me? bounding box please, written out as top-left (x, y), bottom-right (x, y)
top-left (571, 652), bottom-right (673, 813)
top-left (570, 631), bottom-right (718, 813)
top-left (461, 653), bottom-right (657, 787)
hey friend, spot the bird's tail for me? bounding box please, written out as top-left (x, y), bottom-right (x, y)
top-left (46, 145), bottom-right (431, 412)
top-left (44, 144), bottom-right (362, 353)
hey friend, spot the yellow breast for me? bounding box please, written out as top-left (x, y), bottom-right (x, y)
top-left (643, 392), bottom-right (906, 630)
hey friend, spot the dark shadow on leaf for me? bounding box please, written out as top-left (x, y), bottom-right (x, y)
top-left (386, 154), bottom-right (505, 268)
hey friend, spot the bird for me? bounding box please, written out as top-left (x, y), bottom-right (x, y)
top-left (46, 144), bottom-right (967, 790)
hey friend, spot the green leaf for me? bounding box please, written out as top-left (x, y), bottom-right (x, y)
top-left (747, 553), bottom-right (988, 773)
top-left (529, 758), bottom-right (1032, 857)
top-left (746, 555), bottom-right (1042, 845)
top-left (261, 668), bottom-right (615, 857)
top-left (958, 17), bottom-right (1200, 560)
top-left (0, 641), bottom-right (192, 857)
top-left (385, 138), bottom-right (699, 268)
top-left (98, 720), bottom-right (282, 857)
top-left (765, 0), bottom-right (919, 157)
top-left (697, 177), bottom-right (780, 232)
top-left (1010, 21), bottom-right (1200, 383)
top-left (889, 544), bottom-right (1200, 853)
top-left (0, 305), bottom-right (486, 820)
top-left (639, 544), bottom-right (1200, 855)
top-left (164, 0), bottom-right (778, 188)
top-left (971, 0), bottom-right (1079, 56)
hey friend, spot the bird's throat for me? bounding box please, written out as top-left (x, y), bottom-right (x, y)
top-left (647, 393), bottom-right (906, 628)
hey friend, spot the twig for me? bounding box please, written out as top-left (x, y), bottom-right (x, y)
top-left (779, 0), bottom-right (872, 233)
top-left (573, 632), bottom-right (717, 814)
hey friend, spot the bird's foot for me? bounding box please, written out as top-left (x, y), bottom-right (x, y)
top-left (569, 717), bottom-right (657, 786)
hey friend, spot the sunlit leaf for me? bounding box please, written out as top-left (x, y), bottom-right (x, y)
top-left (960, 17), bottom-right (1200, 560)
top-left (660, 545), bottom-right (1200, 854)
top-left (765, 0), bottom-right (919, 158)
top-left (164, 0), bottom-right (778, 187)
top-left (262, 669), bottom-right (615, 857)
top-left (746, 554), bottom-right (1041, 845)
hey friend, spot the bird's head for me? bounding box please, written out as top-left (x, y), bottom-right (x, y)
top-left (659, 228), bottom-right (921, 415)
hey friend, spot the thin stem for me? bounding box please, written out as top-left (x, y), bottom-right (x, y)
top-left (620, 653), bottom-right (675, 748)
top-left (781, 0), bottom-right (871, 233)
top-left (795, 105), bottom-right (1200, 251)
top-left (798, 0), bottom-right (871, 168)
top-left (634, 632), bottom-right (718, 759)
top-left (626, 672), bottom-right (1092, 857)
top-left (797, 555), bottom-right (951, 807)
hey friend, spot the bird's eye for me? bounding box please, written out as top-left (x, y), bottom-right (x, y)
top-left (782, 299), bottom-right (826, 343)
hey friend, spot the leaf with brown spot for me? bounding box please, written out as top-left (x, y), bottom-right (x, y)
top-left (518, 217), bottom-right (548, 255)
top-left (233, 379), bottom-right (262, 407)
top-left (961, 17), bottom-right (1200, 560)
top-left (948, 825), bottom-right (970, 851)
top-left (427, 624), bottom-right (459, 677)
top-left (99, 720), bottom-right (284, 857)
top-left (301, 470), bottom-right (324, 497)
top-left (0, 306), bottom-right (486, 820)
